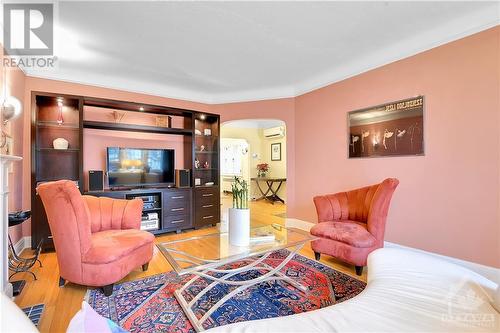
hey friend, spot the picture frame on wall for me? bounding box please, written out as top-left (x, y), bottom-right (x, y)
top-left (271, 143), bottom-right (281, 161)
top-left (347, 96), bottom-right (424, 158)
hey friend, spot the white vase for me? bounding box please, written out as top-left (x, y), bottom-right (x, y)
top-left (228, 208), bottom-right (250, 246)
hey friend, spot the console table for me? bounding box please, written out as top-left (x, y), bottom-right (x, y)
top-left (251, 177), bottom-right (286, 204)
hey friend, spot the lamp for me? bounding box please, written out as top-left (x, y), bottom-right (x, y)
top-left (1, 96), bottom-right (22, 124)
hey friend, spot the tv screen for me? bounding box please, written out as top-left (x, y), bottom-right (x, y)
top-left (107, 147), bottom-right (175, 187)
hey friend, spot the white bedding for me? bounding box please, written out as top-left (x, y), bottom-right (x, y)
top-left (207, 248), bottom-right (499, 332)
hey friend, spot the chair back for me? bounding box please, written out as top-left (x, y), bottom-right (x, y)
top-left (37, 180), bottom-right (91, 282)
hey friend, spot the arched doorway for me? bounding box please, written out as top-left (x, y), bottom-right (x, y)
top-left (220, 119), bottom-right (287, 228)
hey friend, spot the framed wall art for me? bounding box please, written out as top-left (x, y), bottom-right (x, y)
top-left (347, 96), bottom-right (424, 158)
top-left (271, 143), bottom-right (281, 161)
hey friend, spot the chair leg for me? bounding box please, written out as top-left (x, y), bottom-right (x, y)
top-left (314, 252), bottom-right (321, 261)
top-left (59, 277), bottom-right (65, 287)
top-left (142, 262), bottom-right (149, 271)
top-left (102, 284), bottom-right (114, 297)
top-left (355, 266), bottom-right (363, 276)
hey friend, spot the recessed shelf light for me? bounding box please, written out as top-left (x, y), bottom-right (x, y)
top-left (139, 106), bottom-right (144, 111)
top-left (200, 114), bottom-right (206, 120)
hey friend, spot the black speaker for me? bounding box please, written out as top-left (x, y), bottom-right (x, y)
top-left (175, 169), bottom-right (190, 188)
top-left (88, 170), bottom-right (104, 191)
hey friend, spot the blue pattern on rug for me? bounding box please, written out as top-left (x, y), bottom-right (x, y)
top-left (86, 250), bottom-right (365, 332)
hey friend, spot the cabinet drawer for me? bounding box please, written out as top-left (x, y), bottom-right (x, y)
top-left (195, 187), bottom-right (219, 204)
top-left (165, 202), bottom-right (190, 216)
top-left (163, 215), bottom-right (190, 229)
top-left (163, 189), bottom-right (192, 210)
top-left (195, 207), bottom-right (219, 227)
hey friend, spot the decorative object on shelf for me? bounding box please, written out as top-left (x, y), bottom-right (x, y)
top-left (194, 178), bottom-right (201, 186)
top-left (156, 115), bottom-right (171, 128)
top-left (271, 142), bottom-right (281, 161)
top-left (204, 128), bottom-right (212, 136)
top-left (194, 158), bottom-right (200, 169)
top-left (195, 129), bottom-right (202, 135)
top-left (200, 145), bottom-right (206, 152)
top-left (257, 163), bottom-right (269, 178)
top-left (228, 177), bottom-right (250, 246)
top-left (205, 182), bottom-right (214, 186)
top-left (203, 161), bottom-right (209, 169)
top-left (111, 110), bottom-right (125, 123)
top-left (56, 97), bottom-right (64, 125)
top-left (348, 96), bottom-right (424, 158)
top-left (52, 137), bottom-right (69, 150)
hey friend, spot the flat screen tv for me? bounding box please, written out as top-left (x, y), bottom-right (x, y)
top-left (106, 147), bottom-right (175, 188)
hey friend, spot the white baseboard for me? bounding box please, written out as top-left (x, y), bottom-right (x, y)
top-left (283, 218), bottom-right (500, 283)
top-left (12, 236), bottom-right (31, 254)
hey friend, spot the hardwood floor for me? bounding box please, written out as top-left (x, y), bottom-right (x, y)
top-left (12, 196), bottom-right (366, 332)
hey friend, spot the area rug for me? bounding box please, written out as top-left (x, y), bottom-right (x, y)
top-left (86, 250), bottom-right (365, 332)
top-left (21, 303), bottom-right (45, 327)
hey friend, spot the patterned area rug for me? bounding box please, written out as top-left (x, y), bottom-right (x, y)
top-left (86, 250), bottom-right (365, 332)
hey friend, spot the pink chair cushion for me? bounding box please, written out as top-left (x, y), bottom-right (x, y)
top-left (83, 229), bottom-right (155, 265)
top-left (310, 221), bottom-right (376, 248)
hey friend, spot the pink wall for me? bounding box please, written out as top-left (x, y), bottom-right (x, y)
top-left (291, 26), bottom-right (500, 267)
top-left (2, 49), bottom-right (26, 245)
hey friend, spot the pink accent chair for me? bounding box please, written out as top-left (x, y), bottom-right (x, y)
top-left (37, 180), bottom-right (155, 296)
top-left (311, 178), bottom-right (399, 275)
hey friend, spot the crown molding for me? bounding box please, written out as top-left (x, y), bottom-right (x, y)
top-left (22, 7), bottom-right (499, 105)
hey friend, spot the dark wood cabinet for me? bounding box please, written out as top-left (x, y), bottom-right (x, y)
top-left (31, 92), bottom-right (221, 250)
top-left (31, 93), bottom-right (84, 251)
top-left (87, 188), bottom-right (192, 234)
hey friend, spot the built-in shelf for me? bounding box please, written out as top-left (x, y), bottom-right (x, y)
top-left (194, 151), bottom-right (216, 154)
top-left (37, 121), bottom-right (79, 129)
top-left (83, 120), bottom-right (192, 135)
top-left (36, 148), bottom-right (80, 152)
top-left (194, 168), bottom-right (217, 171)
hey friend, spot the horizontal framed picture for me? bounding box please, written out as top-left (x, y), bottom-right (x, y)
top-left (347, 96), bottom-right (424, 158)
top-left (271, 143), bottom-right (281, 161)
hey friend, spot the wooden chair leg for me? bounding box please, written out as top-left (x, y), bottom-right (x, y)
top-left (102, 284), bottom-right (114, 297)
top-left (59, 277), bottom-right (65, 287)
top-left (355, 266), bottom-right (363, 276)
top-left (142, 263), bottom-right (149, 271)
top-left (314, 252), bottom-right (321, 261)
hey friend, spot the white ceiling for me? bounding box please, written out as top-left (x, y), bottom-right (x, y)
top-left (15, 1), bottom-right (500, 103)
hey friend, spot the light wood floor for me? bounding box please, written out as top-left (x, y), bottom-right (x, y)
top-left (13, 196), bottom-right (366, 333)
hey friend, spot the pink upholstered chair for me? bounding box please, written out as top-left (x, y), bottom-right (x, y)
top-left (37, 180), bottom-right (155, 296)
top-left (311, 178), bottom-right (399, 275)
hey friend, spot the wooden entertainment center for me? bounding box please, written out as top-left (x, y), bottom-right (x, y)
top-left (31, 92), bottom-right (220, 251)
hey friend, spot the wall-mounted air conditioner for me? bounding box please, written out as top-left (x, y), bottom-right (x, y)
top-left (263, 126), bottom-right (285, 139)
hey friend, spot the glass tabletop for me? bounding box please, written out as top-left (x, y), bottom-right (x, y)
top-left (157, 224), bottom-right (316, 275)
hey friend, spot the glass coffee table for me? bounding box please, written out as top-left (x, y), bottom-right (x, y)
top-left (157, 224), bottom-right (316, 331)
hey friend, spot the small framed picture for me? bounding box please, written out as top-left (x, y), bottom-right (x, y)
top-left (271, 143), bottom-right (281, 161)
